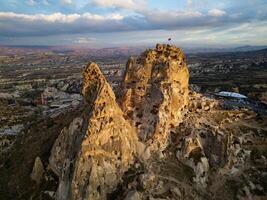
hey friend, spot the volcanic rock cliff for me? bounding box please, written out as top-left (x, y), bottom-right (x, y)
top-left (45, 44), bottom-right (267, 200)
top-left (48, 44), bottom-right (189, 199)
top-left (120, 44), bottom-right (189, 151)
top-left (49, 62), bottom-right (141, 200)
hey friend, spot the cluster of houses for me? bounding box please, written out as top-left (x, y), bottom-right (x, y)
top-left (37, 87), bottom-right (83, 118)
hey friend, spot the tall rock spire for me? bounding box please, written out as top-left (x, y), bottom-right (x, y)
top-left (120, 44), bottom-right (189, 150)
top-left (49, 45), bottom-right (190, 199)
top-left (50, 62), bottom-right (139, 200)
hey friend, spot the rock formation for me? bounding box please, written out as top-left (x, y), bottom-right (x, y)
top-left (45, 44), bottom-right (266, 200)
top-left (48, 45), bottom-right (190, 199)
top-left (49, 62), bottom-right (140, 200)
top-left (120, 44), bottom-right (189, 150)
top-left (31, 156), bottom-right (44, 185)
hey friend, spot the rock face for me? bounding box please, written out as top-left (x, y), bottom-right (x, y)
top-left (49, 62), bottom-right (139, 200)
top-left (176, 135), bottom-right (210, 187)
top-left (46, 44), bottom-right (266, 200)
top-left (120, 44), bottom-right (189, 150)
top-left (49, 117), bottom-right (84, 200)
top-left (31, 156), bottom-right (44, 185)
top-left (0, 44), bottom-right (266, 200)
top-left (48, 45), bottom-right (190, 199)
top-left (47, 44), bottom-right (191, 200)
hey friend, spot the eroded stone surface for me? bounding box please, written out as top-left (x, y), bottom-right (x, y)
top-left (46, 45), bottom-right (266, 200)
top-left (31, 156), bottom-right (44, 185)
top-left (120, 44), bottom-right (189, 151)
top-left (49, 62), bottom-right (139, 200)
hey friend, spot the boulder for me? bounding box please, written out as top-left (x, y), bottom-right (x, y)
top-left (124, 190), bottom-right (142, 200)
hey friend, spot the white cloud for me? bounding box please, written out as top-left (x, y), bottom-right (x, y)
top-left (60, 0), bottom-right (72, 5)
top-left (0, 12), bottom-right (124, 23)
top-left (42, 0), bottom-right (49, 5)
top-left (76, 37), bottom-right (97, 44)
top-left (187, 0), bottom-right (193, 7)
top-left (0, 9), bottom-right (234, 38)
top-left (92, 0), bottom-right (146, 10)
top-left (208, 9), bottom-right (226, 17)
top-left (0, 11), bottom-right (127, 37)
top-left (26, 0), bottom-right (49, 6)
top-left (1, 0), bottom-right (267, 46)
top-left (141, 9), bottom-right (203, 27)
top-left (0, 3), bottom-right (266, 47)
top-left (26, 0), bottom-right (36, 6)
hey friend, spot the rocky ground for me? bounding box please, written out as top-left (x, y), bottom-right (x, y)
top-left (0, 44), bottom-right (266, 200)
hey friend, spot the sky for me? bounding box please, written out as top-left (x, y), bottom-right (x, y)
top-left (0, 0), bottom-right (267, 47)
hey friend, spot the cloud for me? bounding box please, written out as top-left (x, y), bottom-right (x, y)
top-left (91, 0), bottom-right (147, 10)
top-left (75, 37), bottom-right (97, 44)
top-left (60, 0), bottom-right (72, 5)
top-left (208, 9), bottom-right (226, 17)
top-left (42, 0), bottom-right (49, 6)
top-left (0, 8), bottom-right (262, 38)
top-left (26, 0), bottom-right (50, 6)
top-left (0, 12), bottom-right (126, 36)
top-left (26, 0), bottom-right (36, 6)
top-left (187, 0), bottom-right (193, 7)
top-left (0, 0), bottom-right (266, 46)
top-left (1, 0), bottom-right (267, 46)
top-left (134, 9), bottom-right (222, 32)
top-left (0, 12), bottom-right (123, 23)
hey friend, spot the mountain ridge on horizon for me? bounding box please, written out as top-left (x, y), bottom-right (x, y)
top-left (1, 44), bottom-right (267, 53)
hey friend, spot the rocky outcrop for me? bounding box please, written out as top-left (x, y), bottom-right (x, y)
top-left (46, 44), bottom-right (266, 200)
top-left (174, 92), bottom-right (257, 188)
top-left (1, 44), bottom-right (266, 200)
top-left (31, 156), bottom-right (44, 185)
top-left (49, 117), bottom-right (84, 200)
top-left (48, 45), bottom-right (190, 199)
top-left (176, 135), bottom-right (210, 187)
top-left (49, 62), bottom-right (140, 200)
top-left (120, 44), bottom-right (189, 150)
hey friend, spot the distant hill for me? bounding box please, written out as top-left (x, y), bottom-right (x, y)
top-left (0, 45), bottom-right (145, 58)
top-left (233, 45), bottom-right (267, 52)
top-left (1, 44), bottom-right (267, 56)
top-left (254, 48), bottom-right (267, 53)
top-left (184, 45), bottom-right (267, 54)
